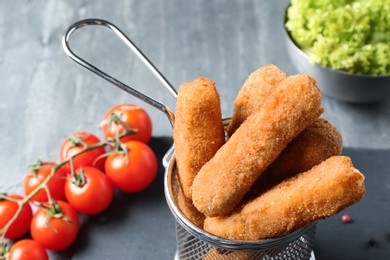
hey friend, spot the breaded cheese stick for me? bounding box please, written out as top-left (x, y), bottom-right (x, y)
top-left (226, 64), bottom-right (288, 136)
top-left (192, 74), bottom-right (323, 217)
top-left (204, 156), bottom-right (366, 240)
top-left (176, 181), bottom-right (205, 228)
top-left (248, 118), bottom-right (343, 197)
top-left (173, 77), bottom-right (225, 200)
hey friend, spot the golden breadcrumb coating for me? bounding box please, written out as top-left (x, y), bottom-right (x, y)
top-left (173, 77), bottom-right (225, 200)
top-left (192, 74), bottom-right (323, 217)
top-left (176, 180), bottom-right (205, 228)
top-left (248, 117), bottom-right (343, 197)
top-left (204, 156), bottom-right (366, 240)
top-left (227, 64), bottom-right (288, 136)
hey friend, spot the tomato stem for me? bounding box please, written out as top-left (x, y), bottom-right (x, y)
top-left (28, 159), bottom-right (44, 175)
top-left (0, 196), bottom-right (26, 241)
top-left (0, 139), bottom-right (109, 242)
top-left (27, 159), bottom-right (52, 175)
top-left (44, 184), bottom-right (54, 205)
top-left (105, 111), bottom-right (139, 143)
top-left (49, 201), bottom-right (75, 224)
top-left (0, 193), bottom-right (6, 201)
top-left (113, 142), bottom-right (130, 164)
top-left (72, 169), bottom-right (86, 187)
top-left (40, 201), bottom-right (75, 232)
top-left (0, 193), bottom-right (19, 204)
top-left (0, 241), bottom-right (9, 260)
top-left (69, 156), bottom-right (76, 178)
top-left (68, 134), bottom-right (89, 148)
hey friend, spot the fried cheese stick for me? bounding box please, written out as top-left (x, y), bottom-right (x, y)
top-left (176, 180), bottom-right (205, 228)
top-left (192, 74), bottom-right (323, 217)
top-left (204, 156), bottom-right (366, 240)
top-left (226, 64), bottom-right (288, 136)
top-left (247, 117), bottom-right (343, 197)
top-left (173, 77), bottom-right (225, 200)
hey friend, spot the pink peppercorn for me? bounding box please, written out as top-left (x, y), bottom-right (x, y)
top-left (342, 214), bottom-right (351, 223)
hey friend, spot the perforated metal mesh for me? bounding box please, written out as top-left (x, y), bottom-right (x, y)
top-left (175, 223), bottom-right (316, 260)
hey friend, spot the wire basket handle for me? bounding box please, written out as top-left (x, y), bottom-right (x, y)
top-left (62, 18), bottom-right (176, 127)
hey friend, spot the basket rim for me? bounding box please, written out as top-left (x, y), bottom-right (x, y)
top-left (163, 148), bottom-right (317, 251)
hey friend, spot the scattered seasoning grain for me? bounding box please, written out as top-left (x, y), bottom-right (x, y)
top-left (367, 237), bottom-right (377, 247)
top-left (341, 214), bottom-right (351, 223)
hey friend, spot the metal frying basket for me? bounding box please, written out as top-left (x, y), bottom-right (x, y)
top-left (63, 19), bottom-right (317, 260)
top-left (163, 145), bottom-right (317, 260)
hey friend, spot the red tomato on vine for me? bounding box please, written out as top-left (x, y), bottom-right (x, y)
top-left (101, 104), bottom-right (152, 144)
top-left (30, 200), bottom-right (79, 251)
top-left (8, 239), bottom-right (48, 260)
top-left (65, 166), bottom-right (114, 215)
top-left (0, 194), bottom-right (33, 239)
top-left (23, 160), bottom-right (67, 202)
top-left (59, 132), bottom-right (106, 172)
top-left (105, 141), bottom-right (158, 193)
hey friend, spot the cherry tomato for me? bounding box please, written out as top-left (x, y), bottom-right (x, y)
top-left (65, 167), bottom-right (114, 215)
top-left (8, 239), bottom-right (48, 260)
top-left (59, 132), bottom-right (106, 172)
top-left (105, 141), bottom-right (158, 193)
top-left (30, 201), bottom-right (79, 251)
top-left (101, 104), bottom-right (152, 144)
top-left (23, 161), bottom-right (67, 202)
top-left (0, 194), bottom-right (32, 239)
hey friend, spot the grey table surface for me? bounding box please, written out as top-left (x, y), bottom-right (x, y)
top-left (0, 0), bottom-right (389, 259)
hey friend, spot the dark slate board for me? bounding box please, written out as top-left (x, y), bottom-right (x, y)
top-left (314, 148), bottom-right (390, 260)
